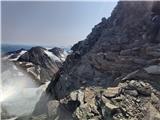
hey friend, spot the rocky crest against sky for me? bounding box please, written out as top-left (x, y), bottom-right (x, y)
top-left (32, 1), bottom-right (160, 120)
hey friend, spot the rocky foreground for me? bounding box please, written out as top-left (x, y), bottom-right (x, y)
top-left (31, 67), bottom-right (160, 120)
top-left (32, 1), bottom-right (160, 120)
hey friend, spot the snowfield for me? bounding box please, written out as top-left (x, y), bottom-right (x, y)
top-left (44, 50), bottom-right (61, 62)
top-left (10, 50), bottom-right (27, 61)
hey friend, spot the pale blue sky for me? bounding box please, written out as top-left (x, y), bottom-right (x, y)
top-left (2, 1), bottom-right (117, 47)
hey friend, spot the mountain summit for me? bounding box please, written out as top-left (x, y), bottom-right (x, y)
top-left (32, 1), bottom-right (160, 120)
top-left (47, 1), bottom-right (160, 98)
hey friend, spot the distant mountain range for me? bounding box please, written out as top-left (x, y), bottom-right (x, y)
top-left (1, 44), bottom-right (71, 54)
top-left (1, 44), bottom-right (33, 54)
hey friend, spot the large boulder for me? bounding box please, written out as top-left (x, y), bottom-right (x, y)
top-left (103, 87), bottom-right (121, 98)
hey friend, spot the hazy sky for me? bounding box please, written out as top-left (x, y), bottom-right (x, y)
top-left (2, 1), bottom-right (117, 47)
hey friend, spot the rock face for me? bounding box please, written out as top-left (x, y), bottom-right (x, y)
top-left (49, 47), bottom-right (68, 62)
top-left (18, 46), bottom-right (63, 84)
top-left (47, 1), bottom-right (160, 98)
top-left (33, 1), bottom-right (160, 120)
top-left (33, 76), bottom-right (160, 120)
top-left (18, 47), bottom-right (62, 68)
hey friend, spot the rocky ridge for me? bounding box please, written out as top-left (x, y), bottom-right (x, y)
top-left (51, 1), bottom-right (157, 99)
top-left (32, 1), bottom-right (160, 120)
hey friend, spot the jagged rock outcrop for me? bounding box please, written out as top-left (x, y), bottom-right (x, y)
top-left (32, 69), bottom-right (160, 120)
top-left (33, 1), bottom-right (160, 120)
top-left (72, 78), bottom-right (160, 120)
top-left (48, 1), bottom-right (160, 99)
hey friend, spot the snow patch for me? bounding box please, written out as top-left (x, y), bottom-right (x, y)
top-left (12, 65), bottom-right (18, 70)
top-left (17, 72), bottom-right (24, 76)
top-left (2, 54), bottom-right (14, 60)
top-left (9, 50), bottom-right (27, 61)
top-left (44, 50), bottom-right (61, 62)
top-left (27, 67), bottom-right (40, 80)
top-left (25, 62), bottom-right (33, 66)
top-left (5, 117), bottom-right (18, 120)
top-left (59, 51), bottom-right (68, 61)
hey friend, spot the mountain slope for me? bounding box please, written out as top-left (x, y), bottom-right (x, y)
top-left (49, 1), bottom-right (159, 99)
top-left (32, 1), bottom-right (160, 120)
top-left (2, 46), bottom-right (68, 84)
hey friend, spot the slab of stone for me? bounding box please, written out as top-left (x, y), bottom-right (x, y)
top-left (144, 65), bottom-right (160, 75)
top-left (103, 87), bottom-right (121, 98)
